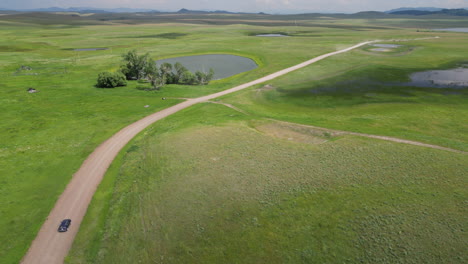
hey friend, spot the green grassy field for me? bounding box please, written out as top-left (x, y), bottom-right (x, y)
top-left (68, 103), bottom-right (467, 263)
top-left (0, 13), bottom-right (467, 263)
top-left (222, 35), bottom-right (468, 151)
top-left (0, 14), bottom-right (385, 263)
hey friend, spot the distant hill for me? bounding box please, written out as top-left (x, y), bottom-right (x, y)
top-left (2, 6), bottom-right (468, 16)
top-left (386, 7), bottom-right (443, 13)
top-left (175, 8), bottom-right (257, 15)
top-left (350, 11), bottom-right (390, 18)
top-left (390, 8), bottom-right (468, 16)
top-left (177, 8), bottom-right (212, 14)
top-left (1, 7), bottom-right (159, 13)
top-left (0, 6), bottom-right (260, 14)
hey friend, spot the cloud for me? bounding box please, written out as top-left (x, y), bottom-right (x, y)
top-left (254, 0), bottom-right (292, 10)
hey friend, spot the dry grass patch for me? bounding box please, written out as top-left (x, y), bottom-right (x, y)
top-left (253, 120), bottom-right (338, 144)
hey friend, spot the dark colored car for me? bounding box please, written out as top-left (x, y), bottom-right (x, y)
top-left (58, 219), bottom-right (71, 232)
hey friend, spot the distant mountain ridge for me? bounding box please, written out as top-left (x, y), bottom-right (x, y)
top-left (175, 8), bottom-right (260, 15)
top-left (2, 7), bottom-right (160, 13)
top-left (1, 6), bottom-right (468, 16)
top-left (385, 7), bottom-right (444, 13)
top-left (389, 8), bottom-right (468, 16)
top-left (0, 7), bottom-right (258, 14)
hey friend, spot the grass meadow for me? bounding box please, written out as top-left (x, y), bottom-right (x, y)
top-left (222, 35), bottom-right (468, 151)
top-left (0, 13), bottom-right (466, 263)
top-left (68, 103), bottom-right (467, 263)
top-left (0, 15), bottom-right (386, 263)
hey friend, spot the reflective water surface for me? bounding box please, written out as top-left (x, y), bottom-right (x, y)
top-left (371, 44), bottom-right (402, 48)
top-left (409, 68), bottom-right (468, 88)
top-left (156, 54), bottom-right (258, 80)
top-left (74, 48), bottom-right (108, 51)
top-left (256, 34), bottom-right (289, 37)
top-left (433, 28), bottom-right (468, 33)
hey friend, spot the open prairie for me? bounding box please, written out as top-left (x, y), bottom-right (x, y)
top-left (69, 104), bottom-right (467, 263)
top-left (0, 12), bottom-right (466, 263)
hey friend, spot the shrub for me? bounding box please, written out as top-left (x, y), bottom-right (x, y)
top-left (96, 72), bottom-right (127, 88)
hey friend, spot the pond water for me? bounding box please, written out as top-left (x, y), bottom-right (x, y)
top-left (156, 54), bottom-right (258, 80)
top-left (371, 48), bottom-right (392, 52)
top-left (432, 28), bottom-right (468, 33)
top-left (371, 44), bottom-right (402, 48)
top-left (408, 68), bottom-right (468, 88)
top-left (256, 34), bottom-right (289, 37)
top-left (74, 48), bottom-right (108, 51)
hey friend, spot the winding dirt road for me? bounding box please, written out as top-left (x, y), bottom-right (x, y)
top-left (21, 40), bottom-right (384, 264)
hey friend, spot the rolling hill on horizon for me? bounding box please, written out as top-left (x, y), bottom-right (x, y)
top-left (0, 6), bottom-right (467, 15)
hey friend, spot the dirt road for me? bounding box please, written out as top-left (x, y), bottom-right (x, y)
top-left (21, 41), bottom-right (374, 264)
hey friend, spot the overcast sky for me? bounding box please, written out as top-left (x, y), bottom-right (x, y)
top-left (2, 0), bottom-right (468, 13)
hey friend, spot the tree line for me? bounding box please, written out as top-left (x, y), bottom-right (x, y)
top-left (97, 50), bottom-right (214, 89)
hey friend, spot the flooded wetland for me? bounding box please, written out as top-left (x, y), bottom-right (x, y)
top-left (409, 67), bottom-right (468, 88)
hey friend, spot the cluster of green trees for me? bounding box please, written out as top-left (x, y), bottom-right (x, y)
top-left (96, 50), bottom-right (214, 89)
top-left (159, 62), bottom-right (215, 86)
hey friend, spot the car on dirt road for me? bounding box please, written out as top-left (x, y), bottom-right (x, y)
top-left (58, 219), bottom-right (71, 232)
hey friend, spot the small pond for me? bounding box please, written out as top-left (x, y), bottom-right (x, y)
top-left (156, 54), bottom-right (258, 80)
top-left (371, 44), bottom-right (402, 48)
top-left (432, 28), bottom-right (468, 33)
top-left (369, 43), bottom-right (402, 52)
top-left (256, 34), bottom-right (289, 37)
top-left (408, 68), bottom-right (468, 88)
top-left (74, 48), bottom-right (109, 51)
top-left (371, 48), bottom-right (392, 52)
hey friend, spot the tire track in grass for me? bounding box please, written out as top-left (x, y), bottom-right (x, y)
top-left (211, 101), bottom-right (466, 154)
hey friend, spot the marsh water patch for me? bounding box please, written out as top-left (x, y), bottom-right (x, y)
top-left (251, 31), bottom-right (323, 37)
top-left (408, 68), bottom-right (468, 88)
top-left (156, 54), bottom-right (257, 80)
top-left (74, 48), bottom-right (108, 51)
top-left (433, 28), bottom-right (468, 33)
top-left (369, 43), bottom-right (403, 52)
top-left (307, 67), bottom-right (468, 94)
top-left (372, 44), bottom-right (402, 48)
top-left (126, 33), bottom-right (188, 39)
top-left (371, 48), bottom-right (392, 52)
top-left (256, 34), bottom-right (289, 37)
top-left (275, 66), bottom-right (467, 106)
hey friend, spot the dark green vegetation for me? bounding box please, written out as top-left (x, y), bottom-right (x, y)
top-left (96, 71), bottom-right (126, 88)
top-left (0, 12), bottom-right (467, 263)
top-left (98, 50), bottom-right (214, 89)
top-left (120, 50), bottom-right (153, 81)
top-left (157, 62), bottom-right (214, 86)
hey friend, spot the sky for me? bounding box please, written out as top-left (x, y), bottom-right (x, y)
top-left (2, 0), bottom-right (468, 13)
